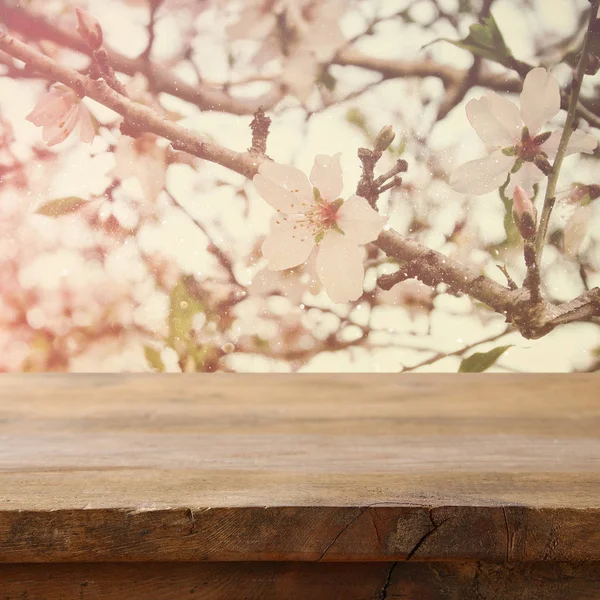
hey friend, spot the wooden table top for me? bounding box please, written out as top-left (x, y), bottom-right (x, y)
top-left (0, 374), bottom-right (598, 564)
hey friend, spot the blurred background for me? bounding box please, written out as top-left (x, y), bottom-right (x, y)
top-left (0, 0), bottom-right (598, 372)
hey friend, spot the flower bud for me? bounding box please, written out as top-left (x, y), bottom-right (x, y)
top-left (512, 185), bottom-right (537, 240)
top-left (374, 125), bottom-right (395, 151)
top-left (75, 8), bottom-right (103, 50)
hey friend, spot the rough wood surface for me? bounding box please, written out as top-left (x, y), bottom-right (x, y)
top-left (0, 374), bottom-right (599, 563)
top-left (1, 562), bottom-right (599, 600)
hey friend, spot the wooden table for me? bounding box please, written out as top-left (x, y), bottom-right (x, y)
top-left (0, 374), bottom-right (598, 599)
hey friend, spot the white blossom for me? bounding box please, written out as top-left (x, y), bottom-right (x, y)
top-left (451, 68), bottom-right (597, 196)
top-left (253, 154), bottom-right (387, 303)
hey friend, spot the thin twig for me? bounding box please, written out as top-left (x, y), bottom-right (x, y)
top-left (141, 0), bottom-right (162, 62)
top-left (535, 0), bottom-right (599, 261)
top-left (401, 326), bottom-right (513, 372)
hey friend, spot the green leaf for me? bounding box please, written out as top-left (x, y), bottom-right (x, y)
top-left (459, 345), bottom-right (512, 373)
top-left (425, 14), bottom-right (514, 68)
top-left (144, 346), bottom-right (165, 372)
top-left (36, 196), bottom-right (87, 217)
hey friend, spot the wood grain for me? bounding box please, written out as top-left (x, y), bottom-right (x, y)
top-left (0, 374), bottom-right (599, 563)
top-left (1, 562), bottom-right (599, 600)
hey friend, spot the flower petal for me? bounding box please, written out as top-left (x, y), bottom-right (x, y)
top-left (505, 162), bottom-right (544, 197)
top-left (254, 161), bottom-right (313, 213)
top-left (450, 151), bottom-right (514, 195)
top-left (520, 67), bottom-right (560, 134)
top-left (258, 161), bottom-right (313, 197)
top-left (78, 103), bottom-right (95, 143)
top-left (316, 232), bottom-right (365, 303)
top-left (26, 90), bottom-right (72, 127)
top-left (262, 216), bottom-right (315, 270)
top-left (563, 204), bottom-right (593, 258)
top-left (466, 93), bottom-right (521, 146)
top-left (309, 153), bottom-right (343, 201)
top-left (336, 194), bottom-right (387, 244)
top-left (541, 129), bottom-right (598, 159)
top-left (43, 104), bottom-right (79, 146)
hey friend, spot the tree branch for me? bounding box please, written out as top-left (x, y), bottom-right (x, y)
top-left (1, 29), bottom-right (598, 340)
top-left (335, 47), bottom-right (600, 129)
top-left (0, 2), bottom-right (282, 115)
top-left (335, 47), bottom-right (522, 93)
top-left (0, 31), bottom-right (260, 178)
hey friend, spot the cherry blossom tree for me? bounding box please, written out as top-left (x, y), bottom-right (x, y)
top-left (0, 0), bottom-right (599, 372)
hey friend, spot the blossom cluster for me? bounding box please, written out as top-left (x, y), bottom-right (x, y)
top-left (225, 0), bottom-right (345, 101)
top-left (450, 68), bottom-right (597, 197)
top-left (17, 3), bottom-right (600, 323)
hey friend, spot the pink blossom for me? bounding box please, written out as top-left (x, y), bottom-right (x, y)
top-left (450, 68), bottom-right (597, 196)
top-left (75, 7), bottom-right (103, 50)
top-left (512, 185), bottom-right (537, 239)
top-left (512, 185), bottom-right (535, 221)
top-left (253, 154), bottom-right (387, 303)
top-left (226, 0), bottom-right (345, 102)
top-left (26, 84), bottom-right (95, 147)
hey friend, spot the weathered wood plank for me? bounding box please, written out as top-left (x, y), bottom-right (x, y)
top-left (1, 374), bottom-right (599, 437)
top-left (1, 506), bottom-right (599, 563)
top-left (1, 562), bottom-right (599, 600)
top-left (0, 374), bottom-right (598, 562)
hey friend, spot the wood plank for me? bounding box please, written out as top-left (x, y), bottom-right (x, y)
top-left (1, 374), bottom-right (599, 437)
top-left (0, 374), bottom-right (599, 562)
top-left (1, 562), bottom-right (599, 600)
top-left (1, 505), bottom-right (599, 562)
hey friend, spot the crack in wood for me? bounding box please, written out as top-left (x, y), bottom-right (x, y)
top-left (369, 510), bottom-right (383, 547)
top-left (317, 507), bottom-right (368, 561)
top-left (406, 509), bottom-right (448, 561)
top-left (502, 506), bottom-right (511, 562)
top-left (379, 561), bottom-right (398, 600)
